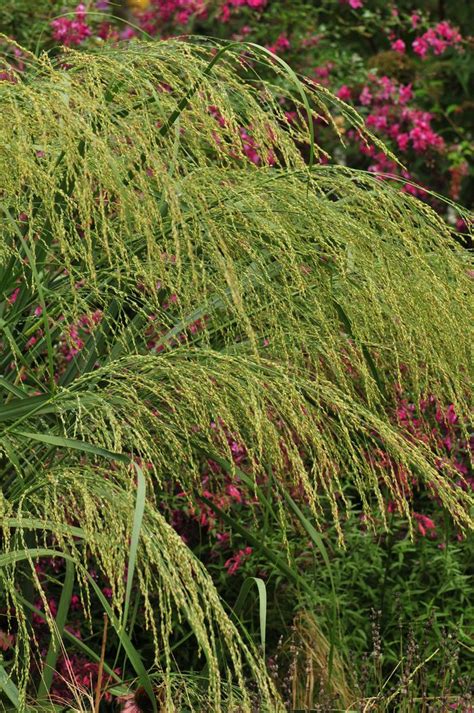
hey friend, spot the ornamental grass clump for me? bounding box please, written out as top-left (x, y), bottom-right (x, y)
top-left (0, 38), bottom-right (472, 709)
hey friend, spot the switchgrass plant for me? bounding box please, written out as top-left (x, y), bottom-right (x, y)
top-left (0, 37), bottom-right (473, 710)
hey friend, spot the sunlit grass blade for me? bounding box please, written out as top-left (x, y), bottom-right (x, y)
top-left (233, 577), bottom-right (267, 656)
top-left (8, 431), bottom-right (130, 463)
top-left (123, 463), bottom-right (146, 627)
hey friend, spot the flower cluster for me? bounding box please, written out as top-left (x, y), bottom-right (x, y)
top-left (357, 75), bottom-right (444, 157)
top-left (58, 310), bottom-right (103, 366)
top-left (51, 4), bottom-right (91, 46)
top-left (266, 32), bottom-right (290, 55)
top-left (138, 0), bottom-right (207, 32)
top-left (220, 0), bottom-right (267, 23)
top-left (224, 546), bottom-right (253, 574)
top-left (412, 21), bottom-right (463, 58)
top-left (396, 395), bottom-right (472, 487)
top-left (387, 393), bottom-right (473, 538)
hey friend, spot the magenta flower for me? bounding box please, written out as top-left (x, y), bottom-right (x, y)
top-left (341, 0), bottom-right (363, 8)
top-left (359, 86), bottom-right (373, 106)
top-left (398, 83), bottom-right (413, 105)
top-left (226, 484), bottom-right (243, 502)
top-left (0, 630), bottom-right (14, 652)
top-left (413, 22), bottom-right (462, 58)
top-left (224, 546), bottom-right (252, 575)
top-left (266, 33), bottom-right (290, 55)
top-left (391, 39), bottom-right (406, 54)
top-left (51, 5), bottom-right (91, 46)
top-left (412, 36), bottom-right (429, 57)
top-left (7, 287), bottom-right (20, 304)
top-left (337, 85), bottom-right (352, 102)
top-left (414, 513), bottom-right (436, 537)
top-left (396, 132), bottom-right (410, 151)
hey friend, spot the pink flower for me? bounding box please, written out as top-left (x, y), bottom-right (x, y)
top-left (0, 70), bottom-right (18, 83)
top-left (176, 9), bottom-right (192, 24)
top-left (216, 532), bottom-right (230, 545)
top-left (70, 594), bottom-right (81, 611)
top-left (414, 513), bottom-right (436, 537)
top-left (51, 4), bottom-right (91, 46)
top-left (120, 696), bottom-right (143, 713)
top-left (48, 598), bottom-right (58, 617)
top-left (359, 86), bottom-right (373, 106)
top-left (313, 63), bottom-right (334, 84)
top-left (267, 33), bottom-right (290, 55)
top-left (435, 21), bottom-right (462, 43)
top-left (412, 36), bottom-right (429, 57)
top-left (226, 484), bottom-right (243, 502)
top-left (341, 0), bottom-right (363, 7)
top-left (240, 127), bottom-right (261, 165)
top-left (220, 5), bottom-right (231, 21)
top-left (396, 133), bottom-right (410, 151)
top-left (7, 287), bottom-right (20, 304)
top-left (0, 630), bottom-right (14, 651)
top-left (398, 83), bottom-right (413, 105)
top-left (75, 3), bottom-right (87, 19)
top-left (25, 335), bottom-right (38, 350)
top-left (391, 39), bottom-right (406, 53)
top-left (120, 27), bottom-right (137, 40)
top-left (224, 546), bottom-right (252, 575)
top-left (221, 0), bottom-right (266, 17)
top-left (426, 33), bottom-right (447, 55)
top-left (446, 404), bottom-right (458, 425)
top-left (366, 111), bottom-right (388, 131)
top-left (337, 84), bottom-right (352, 101)
top-left (413, 22), bottom-right (462, 58)
top-left (209, 104), bottom-right (226, 127)
top-left (378, 75), bottom-right (396, 100)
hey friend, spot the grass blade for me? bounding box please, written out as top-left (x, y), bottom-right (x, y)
top-left (0, 663), bottom-right (20, 709)
top-left (84, 572), bottom-right (157, 713)
top-left (17, 594), bottom-right (122, 686)
top-left (8, 431), bottom-right (130, 463)
top-left (233, 577), bottom-right (267, 656)
top-left (123, 463), bottom-right (146, 628)
top-left (37, 559), bottom-right (75, 700)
